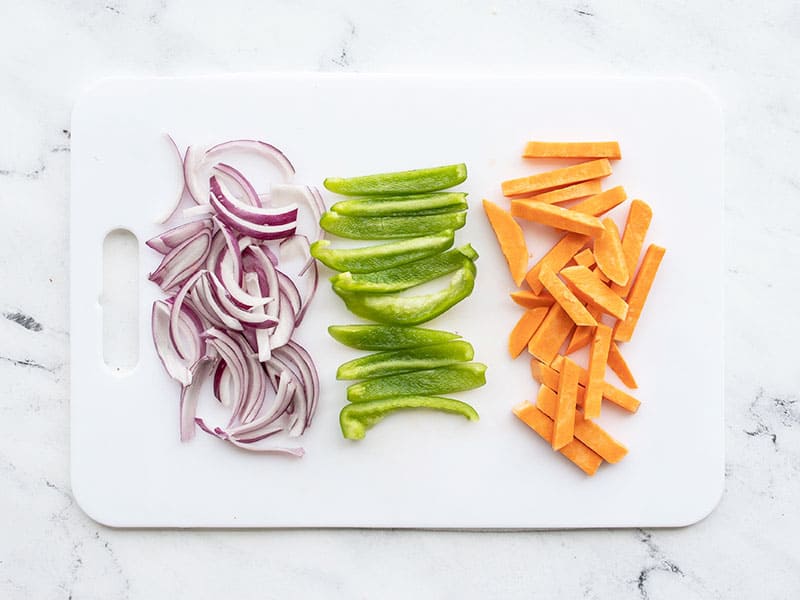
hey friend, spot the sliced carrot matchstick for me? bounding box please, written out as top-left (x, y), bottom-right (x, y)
top-left (613, 244), bottom-right (666, 342)
top-left (510, 202), bottom-right (606, 237)
top-left (565, 305), bottom-right (603, 354)
top-left (535, 386), bottom-right (628, 463)
top-left (508, 306), bottom-right (549, 358)
top-left (523, 141), bottom-right (622, 160)
top-left (572, 248), bottom-right (596, 268)
top-left (560, 265), bottom-right (628, 320)
top-left (538, 265), bottom-right (597, 327)
top-left (525, 180), bottom-right (603, 205)
top-left (524, 233), bottom-right (588, 294)
top-left (607, 342), bottom-right (637, 389)
top-left (593, 218), bottom-right (629, 286)
top-left (534, 357), bottom-right (641, 413)
top-left (551, 357), bottom-right (580, 450)
top-left (527, 303), bottom-right (576, 365)
top-left (482, 199), bottom-right (529, 287)
top-left (584, 324), bottom-right (612, 419)
top-left (512, 402), bottom-right (603, 475)
top-left (501, 159), bottom-right (612, 198)
top-left (571, 186), bottom-right (627, 217)
top-left (610, 199), bottom-right (653, 297)
top-left (510, 290), bottom-right (554, 309)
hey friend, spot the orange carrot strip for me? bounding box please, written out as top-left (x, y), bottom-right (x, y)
top-left (593, 218), bottom-right (629, 286)
top-left (527, 303), bottom-right (575, 365)
top-left (538, 265), bottom-right (597, 327)
top-left (523, 141), bottom-right (621, 160)
top-left (510, 290), bottom-right (554, 309)
top-left (613, 244), bottom-right (666, 342)
top-left (565, 305), bottom-right (602, 354)
top-left (560, 265), bottom-right (628, 320)
top-left (501, 159), bottom-right (612, 198)
top-left (535, 386), bottom-right (628, 463)
top-left (572, 248), bottom-right (596, 268)
top-left (508, 306), bottom-right (549, 358)
top-left (584, 324), bottom-right (612, 419)
top-left (512, 402), bottom-right (603, 475)
top-left (610, 199), bottom-right (653, 297)
top-left (524, 233), bottom-right (588, 294)
top-left (524, 180), bottom-right (603, 205)
top-left (510, 202), bottom-right (606, 237)
top-left (482, 199), bottom-right (529, 287)
top-left (552, 357), bottom-right (579, 449)
top-left (570, 186), bottom-right (627, 217)
top-left (607, 342), bottom-right (638, 388)
top-left (549, 356), bottom-right (641, 413)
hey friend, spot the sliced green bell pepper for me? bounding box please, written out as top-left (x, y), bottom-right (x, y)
top-left (336, 340), bottom-right (474, 380)
top-left (332, 258), bottom-right (476, 325)
top-left (328, 324), bottom-right (462, 350)
top-left (330, 192), bottom-right (468, 217)
top-left (310, 230), bottom-right (454, 273)
top-left (330, 244), bottom-right (478, 294)
top-left (340, 396), bottom-right (479, 440)
top-left (346, 362), bottom-right (487, 402)
top-left (320, 211), bottom-right (466, 240)
top-left (324, 163), bottom-right (468, 196)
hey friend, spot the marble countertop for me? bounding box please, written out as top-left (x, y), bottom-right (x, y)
top-left (1, 1), bottom-right (798, 598)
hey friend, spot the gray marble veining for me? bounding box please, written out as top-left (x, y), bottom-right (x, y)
top-left (1, 1), bottom-right (798, 598)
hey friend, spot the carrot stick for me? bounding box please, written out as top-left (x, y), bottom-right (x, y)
top-left (570, 186), bottom-right (627, 217)
top-left (525, 180), bottom-right (603, 205)
top-left (613, 244), bottom-right (666, 342)
top-left (482, 199), bottom-right (529, 287)
top-left (510, 202), bottom-right (606, 237)
top-left (549, 356), bottom-right (641, 413)
top-left (610, 199), bottom-right (653, 297)
top-left (607, 342), bottom-right (637, 388)
top-left (527, 303), bottom-right (575, 365)
top-left (502, 159), bottom-right (612, 198)
top-left (512, 402), bottom-right (603, 475)
top-left (538, 265), bottom-right (597, 327)
top-left (510, 290), bottom-right (554, 309)
top-left (524, 233), bottom-right (588, 294)
top-left (552, 357), bottom-right (579, 449)
top-left (535, 386), bottom-right (628, 463)
top-left (565, 305), bottom-right (602, 354)
top-left (572, 248), bottom-right (596, 268)
top-left (584, 324), bottom-right (612, 419)
top-left (559, 265), bottom-right (628, 320)
top-left (508, 306), bottom-right (549, 358)
top-left (593, 218), bottom-right (629, 286)
top-left (523, 141), bottom-right (622, 160)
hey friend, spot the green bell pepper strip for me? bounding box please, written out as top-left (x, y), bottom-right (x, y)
top-left (310, 230), bottom-right (454, 273)
top-left (324, 163), bottom-right (468, 196)
top-left (340, 396), bottom-right (479, 440)
top-left (320, 211), bottom-right (466, 240)
top-left (328, 324), bottom-right (461, 350)
top-left (330, 192), bottom-right (468, 217)
top-left (332, 258), bottom-right (476, 325)
top-left (346, 362), bottom-right (487, 402)
top-left (336, 340), bottom-right (475, 380)
top-left (330, 244), bottom-right (478, 294)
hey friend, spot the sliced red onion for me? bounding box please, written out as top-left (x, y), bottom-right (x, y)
top-left (276, 271), bottom-right (302, 316)
top-left (276, 340), bottom-right (320, 427)
top-left (209, 177), bottom-right (297, 240)
top-left (149, 230), bottom-right (212, 291)
top-left (272, 183), bottom-right (324, 239)
top-left (206, 139), bottom-right (295, 180)
top-left (179, 358), bottom-right (216, 441)
top-left (196, 274), bottom-right (244, 331)
top-left (147, 219), bottom-right (212, 255)
top-left (183, 204), bottom-right (214, 218)
top-left (152, 301), bottom-right (192, 385)
top-left (213, 163), bottom-right (262, 207)
top-left (244, 273), bottom-right (272, 362)
top-left (210, 176), bottom-right (298, 225)
top-left (155, 134), bottom-right (188, 224)
top-left (205, 272), bottom-right (278, 327)
top-left (279, 234), bottom-right (319, 325)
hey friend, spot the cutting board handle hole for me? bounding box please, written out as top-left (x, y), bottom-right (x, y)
top-left (101, 228), bottom-right (139, 375)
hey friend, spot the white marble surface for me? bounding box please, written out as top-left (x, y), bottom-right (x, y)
top-left (0, 0), bottom-right (798, 598)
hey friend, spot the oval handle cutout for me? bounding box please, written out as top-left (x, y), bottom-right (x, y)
top-left (101, 228), bottom-right (139, 373)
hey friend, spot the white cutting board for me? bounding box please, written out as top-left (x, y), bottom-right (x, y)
top-left (70, 74), bottom-right (724, 528)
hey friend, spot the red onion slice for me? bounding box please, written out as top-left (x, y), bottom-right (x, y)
top-left (147, 219), bottom-right (212, 255)
top-left (155, 134), bottom-right (188, 224)
top-left (213, 163), bottom-right (262, 208)
top-left (179, 358), bottom-right (216, 441)
top-left (149, 230), bottom-right (212, 291)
